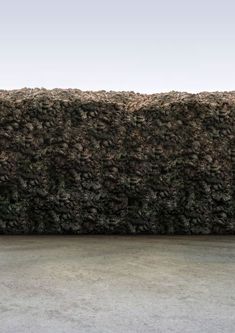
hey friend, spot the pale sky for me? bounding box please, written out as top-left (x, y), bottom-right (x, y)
top-left (0, 0), bottom-right (234, 93)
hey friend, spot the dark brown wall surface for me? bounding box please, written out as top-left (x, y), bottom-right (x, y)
top-left (0, 89), bottom-right (234, 234)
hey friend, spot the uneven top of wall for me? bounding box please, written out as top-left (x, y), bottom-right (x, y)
top-left (1, 89), bottom-right (235, 112)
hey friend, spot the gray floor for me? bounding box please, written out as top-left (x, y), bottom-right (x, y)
top-left (0, 236), bottom-right (234, 333)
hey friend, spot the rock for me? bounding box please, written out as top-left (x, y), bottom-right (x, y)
top-left (205, 155), bottom-right (213, 163)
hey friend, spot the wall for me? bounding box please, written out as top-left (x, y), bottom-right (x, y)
top-left (0, 89), bottom-right (234, 234)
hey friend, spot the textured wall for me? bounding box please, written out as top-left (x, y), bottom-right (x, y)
top-left (0, 89), bottom-right (234, 234)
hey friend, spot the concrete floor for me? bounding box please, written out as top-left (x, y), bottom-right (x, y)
top-left (0, 236), bottom-right (234, 333)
